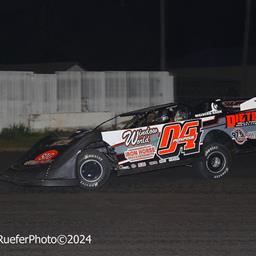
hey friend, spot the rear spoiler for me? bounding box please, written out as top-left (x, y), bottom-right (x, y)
top-left (240, 97), bottom-right (256, 111)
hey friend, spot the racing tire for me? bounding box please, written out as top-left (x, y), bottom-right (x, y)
top-left (77, 149), bottom-right (111, 190)
top-left (194, 143), bottom-right (232, 179)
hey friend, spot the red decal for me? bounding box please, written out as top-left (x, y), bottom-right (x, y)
top-left (157, 120), bottom-right (201, 158)
top-left (157, 124), bottom-right (180, 156)
top-left (34, 149), bottom-right (59, 162)
top-left (226, 115), bottom-right (236, 128)
top-left (124, 145), bottom-right (156, 162)
top-left (226, 111), bottom-right (256, 128)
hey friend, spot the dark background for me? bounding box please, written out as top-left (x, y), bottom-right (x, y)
top-left (1, 3), bottom-right (256, 255)
top-left (0, 0), bottom-right (252, 70)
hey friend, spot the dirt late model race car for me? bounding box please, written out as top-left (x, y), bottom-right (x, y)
top-left (1, 97), bottom-right (256, 190)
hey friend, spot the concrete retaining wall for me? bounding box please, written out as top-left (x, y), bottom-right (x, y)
top-left (0, 71), bottom-right (174, 131)
top-left (29, 112), bottom-right (115, 131)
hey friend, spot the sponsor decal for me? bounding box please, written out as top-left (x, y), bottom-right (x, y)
top-left (149, 160), bottom-right (158, 166)
top-left (25, 149), bottom-right (59, 165)
top-left (124, 145), bottom-right (156, 162)
top-left (226, 111), bottom-right (256, 128)
top-left (158, 156), bottom-right (180, 163)
top-left (231, 128), bottom-right (247, 145)
top-left (222, 100), bottom-right (244, 109)
top-left (157, 120), bottom-right (202, 159)
top-left (231, 128), bottom-right (256, 145)
top-left (122, 127), bottom-right (159, 147)
top-left (119, 165), bottom-right (130, 170)
top-left (195, 102), bottom-right (222, 117)
top-left (167, 156), bottom-right (180, 162)
top-left (138, 162), bottom-right (147, 168)
top-left (34, 149), bottom-right (59, 161)
top-left (247, 131), bottom-right (256, 140)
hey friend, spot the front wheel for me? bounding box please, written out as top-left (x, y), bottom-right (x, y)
top-left (194, 143), bottom-right (232, 179)
top-left (77, 150), bottom-right (112, 190)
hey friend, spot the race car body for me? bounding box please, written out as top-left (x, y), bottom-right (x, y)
top-left (1, 97), bottom-right (256, 189)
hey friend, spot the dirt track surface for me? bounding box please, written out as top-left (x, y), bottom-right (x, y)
top-left (0, 152), bottom-right (256, 256)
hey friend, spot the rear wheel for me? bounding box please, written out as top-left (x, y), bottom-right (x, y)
top-left (77, 150), bottom-right (111, 190)
top-left (194, 143), bottom-right (232, 179)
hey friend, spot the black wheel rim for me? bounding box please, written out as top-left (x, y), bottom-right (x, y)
top-left (80, 160), bottom-right (103, 182)
top-left (206, 152), bottom-right (226, 174)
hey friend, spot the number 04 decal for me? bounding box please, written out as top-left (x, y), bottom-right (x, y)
top-left (157, 120), bottom-right (202, 159)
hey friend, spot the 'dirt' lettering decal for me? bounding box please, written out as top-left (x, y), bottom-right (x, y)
top-left (226, 112), bottom-right (256, 128)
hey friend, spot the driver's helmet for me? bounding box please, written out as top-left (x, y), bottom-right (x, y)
top-left (159, 109), bottom-right (170, 123)
top-left (174, 108), bottom-right (187, 121)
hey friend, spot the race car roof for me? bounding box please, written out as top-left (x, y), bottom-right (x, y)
top-left (120, 103), bottom-right (177, 117)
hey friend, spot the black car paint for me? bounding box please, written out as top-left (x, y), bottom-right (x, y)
top-left (0, 130), bottom-right (109, 186)
top-left (1, 98), bottom-right (256, 187)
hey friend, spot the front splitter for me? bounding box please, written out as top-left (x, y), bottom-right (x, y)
top-left (0, 173), bottom-right (78, 187)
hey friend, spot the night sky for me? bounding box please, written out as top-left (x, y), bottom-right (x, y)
top-left (0, 0), bottom-right (252, 70)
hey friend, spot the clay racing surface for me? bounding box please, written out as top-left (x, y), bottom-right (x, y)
top-left (0, 152), bottom-right (256, 255)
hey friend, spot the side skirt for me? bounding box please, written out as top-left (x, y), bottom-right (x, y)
top-left (117, 158), bottom-right (199, 176)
